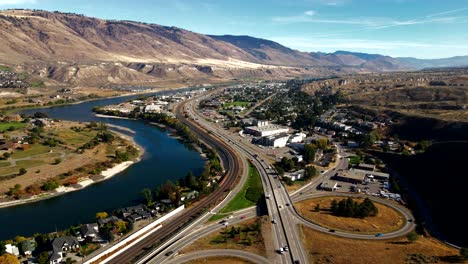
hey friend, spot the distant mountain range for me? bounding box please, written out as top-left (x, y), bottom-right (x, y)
top-left (0, 9), bottom-right (467, 86)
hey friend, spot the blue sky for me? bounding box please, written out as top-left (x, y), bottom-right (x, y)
top-left (1, 0), bottom-right (467, 59)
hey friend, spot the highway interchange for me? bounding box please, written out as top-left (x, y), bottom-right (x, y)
top-left (115, 87), bottom-right (416, 264)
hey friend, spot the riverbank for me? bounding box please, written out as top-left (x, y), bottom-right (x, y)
top-left (0, 130), bottom-right (145, 209)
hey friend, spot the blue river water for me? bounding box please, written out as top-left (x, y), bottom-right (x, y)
top-left (0, 91), bottom-right (205, 240)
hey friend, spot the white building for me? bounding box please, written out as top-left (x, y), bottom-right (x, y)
top-left (289, 132), bottom-right (306, 143)
top-left (5, 244), bottom-right (20, 256)
top-left (262, 134), bottom-right (290, 148)
top-left (244, 121), bottom-right (289, 137)
top-left (284, 170), bottom-right (304, 181)
top-left (144, 104), bottom-right (164, 113)
top-left (320, 180), bottom-right (338, 191)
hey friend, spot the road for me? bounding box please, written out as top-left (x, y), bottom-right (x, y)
top-left (165, 249), bottom-right (270, 264)
top-left (106, 90), bottom-right (245, 264)
top-left (184, 91), bottom-right (308, 264)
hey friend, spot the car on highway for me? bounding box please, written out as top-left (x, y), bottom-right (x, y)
top-left (241, 215), bottom-right (246, 219)
top-left (272, 219), bottom-right (277, 224)
top-left (165, 250), bottom-right (174, 256)
top-left (329, 229), bottom-right (336, 233)
top-left (278, 247), bottom-right (284, 254)
top-left (279, 205), bottom-right (283, 208)
top-left (284, 246), bottom-right (289, 251)
top-left (375, 233), bottom-right (383, 237)
top-left (285, 203), bottom-right (290, 206)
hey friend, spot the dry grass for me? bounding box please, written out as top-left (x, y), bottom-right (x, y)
top-left (186, 257), bottom-right (253, 264)
top-left (299, 225), bottom-right (463, 264)
top-left (181, 217), bottom-right (267, 258)
top-left (295, 196), bottom-right (405, 234)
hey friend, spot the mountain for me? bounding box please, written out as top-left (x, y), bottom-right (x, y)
top-left (397, 56), bottom-right (468, 69)
top-left (0, 9), bottom-right (466, 87)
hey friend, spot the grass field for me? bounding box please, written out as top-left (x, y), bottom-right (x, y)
top-left (0, 162), bottom-right (10, 168)
top-left (182, 217), bottom-right (267, 258)
top-left (348, 156), bottom-right (361, 165)
top-left (10, 144), bottom-right (50, 159)
top-left (0, 166), bottom-right (18, 176)
top-left (0, 122), bottom-right (26, 131)
top-left (299, 225), bottom-right (462, 264)
top-left (57, 130), bottom-right (96, 148)
top-left (211, 161), bottom-right (263, 220)
top-left (16, 159), bottom-right (46, 168)
top-left (295, 196), bottom-right (405, 234)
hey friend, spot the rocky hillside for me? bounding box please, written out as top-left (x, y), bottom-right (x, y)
top-left (0, 9), bottom-right (466, 87)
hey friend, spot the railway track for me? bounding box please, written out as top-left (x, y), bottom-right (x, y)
top-left (107, 97), bottom-right (243, 264)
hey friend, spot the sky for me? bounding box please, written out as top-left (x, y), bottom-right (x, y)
top-left (0, 0), bottom-right (467, 59)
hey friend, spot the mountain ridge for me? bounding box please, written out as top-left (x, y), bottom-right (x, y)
top-left (0, 9), bottom-right (467, 86)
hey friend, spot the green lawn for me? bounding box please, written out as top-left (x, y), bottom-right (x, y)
top-left (0, 122), bottom-right (26, 131)
top-left (57, 130), bottom-right (96, 147)
top-left (10, 144), bottom-right (50, 159)
top-left (348, 156), bottom-right (361, 165)
top-left (0, 166), bottom-right (19, 177)
top-left (16, 159), bottom-right (46, 168)
top-left (210, 161), bottom-right (263, 220)
top-left (223, 101), bottom-right (251, 108)
top-left (0, 161), bottom-right (10, 168)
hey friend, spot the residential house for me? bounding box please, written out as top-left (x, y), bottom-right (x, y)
top-left (3, 114), bottom-right (22, 122)
top-left (21, 239), bottom-right (36, 256)
top-left (97, 216), bottom-right (121, 227)
top-left (80, 223), bottom-right (99, 240)
top-left (49, 236), bottom-right (80, 264)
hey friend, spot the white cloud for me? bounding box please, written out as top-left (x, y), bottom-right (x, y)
top-left (304, 10), bottom-right (316, 16)
top-left (426, 7), bottom-right (468, 18)
top-left (0, 0), bottom-right (36, 5)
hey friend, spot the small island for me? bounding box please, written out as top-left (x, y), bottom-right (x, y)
top-left (0, 112), bottom-right (140, 207)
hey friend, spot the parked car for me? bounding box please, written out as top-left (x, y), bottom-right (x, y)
top-left (375, 233), bottom-right (383, 237)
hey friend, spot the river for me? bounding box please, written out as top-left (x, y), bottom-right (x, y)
top-left (0, 91), bottom-right (205, 240)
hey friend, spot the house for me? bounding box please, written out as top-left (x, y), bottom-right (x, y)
top-left (0, 141), bottom-right (17, 151)
top-left (120, 205), bottom-right (146, 218)
top-left (320, 180), bottom-right (338, 191)
top-left (144, 104), bottom-right (164, 113)
top-left (284, 170), bottom-right (304, 181)
top-left (21, 239), bottom-right (36, 256)
top-left (49, 236), bottom-right (80, 264)
top-left (80, 223), bottom-right (99, 239)
top-left (97, 216), bottom-right (121, 227)
top-left (5, 244), bottom-right (20, 256)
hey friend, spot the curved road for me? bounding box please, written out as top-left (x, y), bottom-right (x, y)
top-left (165, 249), bottom-right (270, 264)
top-left (291, 192), bottom-right (416, 240)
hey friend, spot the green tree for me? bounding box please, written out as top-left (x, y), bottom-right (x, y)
top-left (141, 188), bottom-right (153, 206)
top-left (314, 204), bottom-right (321, 212)
top-left (303, 144), bottom-right (316, 164)
top-left (96, 212), bottom-right (108, 220)
top-left (304, 166), bottom-right (318, 180)
top-left (18, 168), bottom-right (27, 175)
top-left (37, 251), bottom-right (50, 264)
top-left (185, 171), bottom-right (197, 189)
top-left (114, 220), bottom-right (127, 233)
top-left (3, 152), bottom-right (10, 159)
top-left (283, 177), bottom-right (293, 186)
top-left (406, 231), bottom-right (419, 242)
top-left (316, 138), bottom-right (329, 150)
top-left (0, 254), bottom-right (19, 264)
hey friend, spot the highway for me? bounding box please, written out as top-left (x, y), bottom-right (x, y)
top-left (106, 90), bottom-right (246, 264)
top-left (139, 87), bottom-right (416, 264)
top-left (183, 90), bottom-right (308, 264)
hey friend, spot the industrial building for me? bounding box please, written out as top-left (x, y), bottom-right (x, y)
top-left (244, 120), bottom-right (289, 137)
top-left (261, 134), bottom-right (290, 148)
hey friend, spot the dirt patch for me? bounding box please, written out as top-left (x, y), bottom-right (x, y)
top-left (299, 225), bottom-right (462, 264)
top-left (295, 196), bottom-right (405, 234)
top-left (181, 217), bottom-right (268, 258)
top-left (186, 257), bottom-right (253, 264)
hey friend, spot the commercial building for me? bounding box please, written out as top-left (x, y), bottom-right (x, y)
top-left (320, 180), bottom-right (338, 191)
top-left (284, 170), bottom-right (304, 181)
top-left (357, 163), bottom-right (376, 171)
top-left (289, 132), bottom-right (307, 143)
top-left (352, 168), bottom-right (390, 181)
top-left (334, 170), bottom-right (366, 184)
top-left (261, 133), bottom-right (290, 148)
top-left (244, 120), bottom-right (289, 137)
